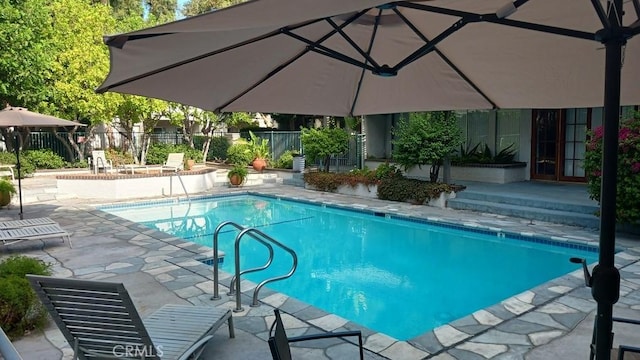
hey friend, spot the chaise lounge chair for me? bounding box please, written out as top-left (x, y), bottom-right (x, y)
top-left (28, 275), bottom-right (235, 360)
top-left (0, 217), bottom-right (56, 229)
top-left (0, 223), bottom-right (72, 248)
top-left (91, 150), bottom-right (114, 174)
top-left (160, 152), bottom-right (185, 173)
top-left (268, 309), bottom-right (364, 360)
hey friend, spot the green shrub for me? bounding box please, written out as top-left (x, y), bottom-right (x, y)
top-left (105, 148), bottom-right (134, 167)
top-left (273, 150), bottom-right (297, 169)
top-left (207, 136), bottom-right (230, 161)
top-left (146, 144), bottom-right (201, 165)
top-left (0, 255), bottom-right (52, 339)
top-left (66, 159), bottom-right (89, 168)
top-left (301, 127), bottom-right (349, 172)
top-left (374, 163), bottom-right (403, 180)
top-left (392, 111), bottom-right (462, 182)
top-left (452, 142), bottom-right (517, 165)
top-left (226, 140), bottom-right (253, 166)
top-left (0, 152), bottom-right (35, 177)
top-left (584, 114), bottom-right (640, 224)
top-left (303, 171), bottom-right (378, 192)
top-left (24, 149), bottom-right (66, 169)
top-left (377, 178), bottom-right (455, 204)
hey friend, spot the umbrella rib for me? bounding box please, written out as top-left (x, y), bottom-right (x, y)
top-left (398, 2), bottom-right (597, 41)
top-left (350, 7), bottom-right (384, 116)
top-left (283, 30), bottom-right (378, 73)
top-left (392, 8), bottom-right (497, 109)
top-left (325, 18), bottom-right (382, 69)
top-left (215, 47), bottom-right (310, 112)
top-left (590, 0), bottom-right (612, 28)
top-left (97, 18), bottom-right (328, 93)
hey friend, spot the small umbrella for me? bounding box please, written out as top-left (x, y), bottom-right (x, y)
top-left (0, 107), bottom-right (85, 219)
top-left (96, 1), bottom-right (639, 358)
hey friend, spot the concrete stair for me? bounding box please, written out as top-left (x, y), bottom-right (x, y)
top-left (282, 173), bottom-right (305, 187)
top-left (447, 189), bottom-right (601, 229)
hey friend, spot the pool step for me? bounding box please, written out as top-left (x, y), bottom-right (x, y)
top-left (447, 194), bottom-right (600, 229)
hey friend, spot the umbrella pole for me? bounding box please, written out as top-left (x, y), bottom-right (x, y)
top-left (13, 132), bottom-right (23, 220)
top-left (592, 1), bottom-right (623, 359)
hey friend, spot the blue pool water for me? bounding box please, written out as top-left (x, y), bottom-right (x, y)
top-left (102, 194), bottom-right (598, 340)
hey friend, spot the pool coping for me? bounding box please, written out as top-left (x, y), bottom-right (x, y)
top-left (92, 188), bottom-right (640, 359)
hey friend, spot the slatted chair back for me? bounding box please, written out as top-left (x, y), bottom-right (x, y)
top-left (163, 153), bottom-right (184, 171)
top-left (27, 275), bottom-right (160, 360)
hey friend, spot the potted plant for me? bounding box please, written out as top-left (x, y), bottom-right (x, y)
top-left (248, 131), bottom-right (270, 172)
top-left (227, 164), bottom-right (248, 186)
top-left (0, 179), bottom-right (16, 207)
top-left (184, 155), bottom-right (196, 171)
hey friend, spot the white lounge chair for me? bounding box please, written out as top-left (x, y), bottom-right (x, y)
top-left (0, 223), bottom-right (72, 248)
top-left (160, 152), bottom-right (184, 173)
top-left (91, 150), bottom-right (113, 174)
top-left (0, 217), bottom-right (56, 229)
top-left (27, 275), bottom-right (234, 360)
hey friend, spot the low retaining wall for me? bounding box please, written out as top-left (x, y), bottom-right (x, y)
top-left (57, 170), bottom-right (220, 200)
top-left (450, 163), bottom-right (527, 184)
top-left (305, 183), bottom-right (455, 209)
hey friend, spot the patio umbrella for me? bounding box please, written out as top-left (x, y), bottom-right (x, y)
top-left (0, 106), bottom-right (85, 219)
top-left (96, 1), bottom-right (639, 358)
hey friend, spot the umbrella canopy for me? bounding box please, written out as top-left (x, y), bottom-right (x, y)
top-left (0, 107), bottom-right (85, 219)
top-left (98, 0), bottom-right (639, 116)
top-left (0, 107), bottom-right (86, 128)
top-left (96, 1), bottom-right (639, 359)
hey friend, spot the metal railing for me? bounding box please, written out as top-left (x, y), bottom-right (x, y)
top-left (210, 221), bottom-right (297, 311)
top-left (161, 171), bottom-right (191, 202)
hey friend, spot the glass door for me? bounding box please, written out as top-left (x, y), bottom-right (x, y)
top-left (560, 109), bottom-right (588, 181)
top-left (531, 110), bottom-right (560, 180)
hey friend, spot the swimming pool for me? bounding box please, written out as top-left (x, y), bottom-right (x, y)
top-left (101, 194), bottom-right (599, 340)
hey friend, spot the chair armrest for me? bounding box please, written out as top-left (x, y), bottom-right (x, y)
top-left (288, 330), bottom-right (363, 360)
top-left (618, 345), bottom-right (640, 360)
top-left (176, 335), bottom-right (214, 360)
top-left (613, 317), bottom-right (640, 326)
top-left (287, 330), bottom-right (362, 343)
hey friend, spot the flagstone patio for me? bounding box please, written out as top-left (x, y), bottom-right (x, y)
top-left (2, 175), bottom-right (639, 360)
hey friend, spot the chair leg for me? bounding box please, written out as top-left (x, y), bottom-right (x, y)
top-left (228, 315), bottom-right (235, 338)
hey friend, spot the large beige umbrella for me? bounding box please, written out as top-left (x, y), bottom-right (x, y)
top-left (96, 1), bottom-right (639, 358)
top-left (0, 107), bottom-right (85, 219)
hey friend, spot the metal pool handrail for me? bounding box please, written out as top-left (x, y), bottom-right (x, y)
top-left (211, 221), bottom-right (271, 300)
top-left (232, 227), bottom-right (298, 312)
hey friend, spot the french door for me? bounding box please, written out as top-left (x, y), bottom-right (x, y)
top-left (531, 109), bottom-right (589, 182)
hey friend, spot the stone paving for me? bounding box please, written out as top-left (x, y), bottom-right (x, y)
top-left (2, 177), bottom-right (640, 360)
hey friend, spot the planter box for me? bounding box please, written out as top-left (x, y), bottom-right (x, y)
top-left (306, 183), bottom-right (377, 199)
top-left (451, 162), bottom-right (527, 184)
top-left (364, 160), bottom-right (527, 184)
top-left (305, 183), bottom-right (455, 208)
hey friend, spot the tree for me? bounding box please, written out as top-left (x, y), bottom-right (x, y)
top-left (45, 0), bottom-right (119, 160)
top-left (181, 0), bottom-right (242, 16)
top-left (301, 126), bottom-right (349, 172)
top-left (114, 95), bottom-right (169, 164)
top-left (392, 111), bottom-right (462, 182)
top-left (0, 0), bottom-right (55, 109)
top-left (584, 113), bottom-right (640, 224)
top-left (146, 0), bottom-right (177, 22)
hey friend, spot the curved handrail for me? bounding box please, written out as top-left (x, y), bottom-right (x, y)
top-left (211, 221), bottom-right (272, 299)
top-left (233, 227), bottom-right (298, 311)
top-left (227, 240), bottom-right (273, 296)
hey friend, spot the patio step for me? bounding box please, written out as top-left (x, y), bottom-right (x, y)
top-left (451, 189), bottom-right (599, 214)
top-left (282, 173), bottom-right (305, 187)
top-left (447, 197), bottom-right (600, 229)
